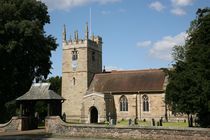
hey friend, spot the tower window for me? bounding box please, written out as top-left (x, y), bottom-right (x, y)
top-left (120, 95), bottom-right (128, 111)
top-left (143, 95), bottom-right (149, 112)
top-left (92, 52), bottom-right (95, 61)
top-left (72, 48), bottom-right (78, 61)
top-left (73, 77), bottom-right (76, 85)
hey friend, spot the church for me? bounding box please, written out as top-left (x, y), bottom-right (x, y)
top-left (61, 23), bottom-right (168, 123)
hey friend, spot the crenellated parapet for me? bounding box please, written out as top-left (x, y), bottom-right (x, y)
top-left (62, 23), bottom-right (102, 51)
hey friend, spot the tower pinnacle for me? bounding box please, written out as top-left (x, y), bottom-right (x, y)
top-left (62, 24), bottom-right (66, 41)
top-left (85, 22), bottom-right (89, 40)
top-left (74, 30), bottom-right (79, 42)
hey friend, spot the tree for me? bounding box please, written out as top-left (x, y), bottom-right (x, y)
top-left (47, 76), bottom-right (62, 95)
top-left (166, 7), bottom-right (210, 127)
top-left (0, 0), bottom-right (57, 122)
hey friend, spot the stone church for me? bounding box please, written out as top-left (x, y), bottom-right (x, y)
top-left (62, 23), bottom-right (168, 123)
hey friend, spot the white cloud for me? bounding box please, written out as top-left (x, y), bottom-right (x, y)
top-left (171, 7), bottom-right (186, 16)
top-left (149, 32), bottom-right (187, 61)
top-left (101, 8), bottom-right (126, 15)
top-left (137, 41), bottom-right (152, 48)
top-left (105, 66), bottom-right (123, 71)
top-left (97, 0), bottom-right (121, 5)
top-left (40, 0), bottom-right (121, 10)
top-left (171, 0), bottom-right (195, 6)
top-left (101, 10), bottom-right (112, 15)
top-left (149, 1), bottom-right (165, 12)
top-left (170, 0), bottom-right (195, 16)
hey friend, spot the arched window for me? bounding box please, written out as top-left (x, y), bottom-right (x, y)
top-left (73, 77), bottom-right (76, 85)
top-left (142, 95), bottom-right (149, 112)
top-left (120, 95), bottom-right (128, 111)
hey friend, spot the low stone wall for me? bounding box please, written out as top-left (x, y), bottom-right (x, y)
top-left (0, 116), bottom-right (28, 132)
top-left (45, 116), bottom-right (210, 140)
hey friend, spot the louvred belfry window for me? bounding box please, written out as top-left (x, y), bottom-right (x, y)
top-left (72, 48), bottom-right (78, 60)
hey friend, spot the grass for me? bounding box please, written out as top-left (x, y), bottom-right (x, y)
top-left (116, 119), bottom-right (188, 128)
top-left (163, 121), bottom-right (188, 128)
top-left (56, 118), bottom-right (188, 128)
top-left (116, 120), bottom-right (150, 127)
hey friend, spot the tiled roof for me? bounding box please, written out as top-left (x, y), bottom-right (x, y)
top-left (87, 69), bottom-right (166, 94)
top-left (16, 83), bottom-right (64, 101)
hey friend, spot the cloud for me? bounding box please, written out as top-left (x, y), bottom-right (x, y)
top-left (40, 0), bottom-right (121, 10)
top-left (101, 10), bottom-right (112, 15)
top-left (97, 0), bottom-right (121, 5)
top-left (105, 66), bottom-right (123, 71)
top-left (149, 32), bottom-right (187, 61)
top-left (170, 0), bottom-right (195, 16)
top-left (171, 7), bottom-right (186, 16)
top-left (137, 41), bottom-right (152, 48)
top-left (101, 8), bottom-right (126, 15)
top-left (171, 0), bottom-right (195, 6)
top-left (149, 1), bottom-right (165, 12)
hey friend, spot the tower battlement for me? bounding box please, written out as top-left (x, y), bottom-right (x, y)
top-left (62, 23), bottom-right (102, 49)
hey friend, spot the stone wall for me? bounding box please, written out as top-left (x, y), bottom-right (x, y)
top-left (114, 93), bottom-right (165, 121)
top-left (0, 116), bottom-right (28, 132)
top-left (45, 116), bottom-right (210, 140)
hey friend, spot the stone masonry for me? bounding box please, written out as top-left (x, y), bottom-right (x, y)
top-left (62, 23), bottom-right (102, 122)
top-left (45, 116), bottom-right (210, 140)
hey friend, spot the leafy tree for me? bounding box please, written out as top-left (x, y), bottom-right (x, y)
top-left (171, 45), bottom-right (186, 62)
top-left (0, 0), bottom-right (57, 122)
top-left (166, 7), bottom-right (210, 127)
top-left (48, 76), bottom-right (62, 95)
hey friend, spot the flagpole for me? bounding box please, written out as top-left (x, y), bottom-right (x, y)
top-left (89, 7), bottom-right (92, 36)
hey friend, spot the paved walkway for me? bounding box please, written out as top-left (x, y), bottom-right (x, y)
top-left (0, 129), bottom-right (112, 140)
top-left (0, 129), bottom-right (48, 136)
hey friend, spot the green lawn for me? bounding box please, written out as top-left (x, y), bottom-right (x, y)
top-left (116, 120), bottom-right (188, 128)
top-left (163, 121), bottom-right (188, 128)
top-left (116, 120), bottom-right (151, 127)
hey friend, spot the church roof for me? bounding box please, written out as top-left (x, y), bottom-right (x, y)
top-left (16, 83), bottom-right (64, 101)
top-left (87, 69), bottom-right (166, 94)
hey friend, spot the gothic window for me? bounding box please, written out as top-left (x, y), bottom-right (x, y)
top-left (120, 95), bottom-right (128, 111)
top-left (73, 77), bottom-right (76, 85)
top-left (92, 52), bottom-right (95, 61)
top-left (72, 48), bottom-right (78, 61)
top-left (143, 95), bottom-right (149, 112)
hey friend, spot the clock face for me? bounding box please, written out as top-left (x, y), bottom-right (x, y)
top-left (72, 60), bottom-right (77, 71)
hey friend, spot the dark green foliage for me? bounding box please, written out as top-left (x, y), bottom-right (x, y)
top-left (35, 101), bottom-right (47, 123)
top-left (166, 8), bottom-right (210, 127)
top-left (0, 0), bottom-right (57, 122)
top-left (48, 76), bottom-right (62, 95)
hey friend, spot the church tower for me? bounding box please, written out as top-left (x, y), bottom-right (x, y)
top-left (62, 23), bottom-right (102, 122)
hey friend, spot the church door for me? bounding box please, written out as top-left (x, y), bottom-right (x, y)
top-left (90, 106), bottom-right (98, 123)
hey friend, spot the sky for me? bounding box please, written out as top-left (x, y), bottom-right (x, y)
top-left (41, 0), bottom-right (210, 77)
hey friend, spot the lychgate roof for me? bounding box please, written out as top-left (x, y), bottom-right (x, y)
top-left (87, 69), bottom-right (166, 94)
top-left (16, 83), bottom-right (64, 101)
